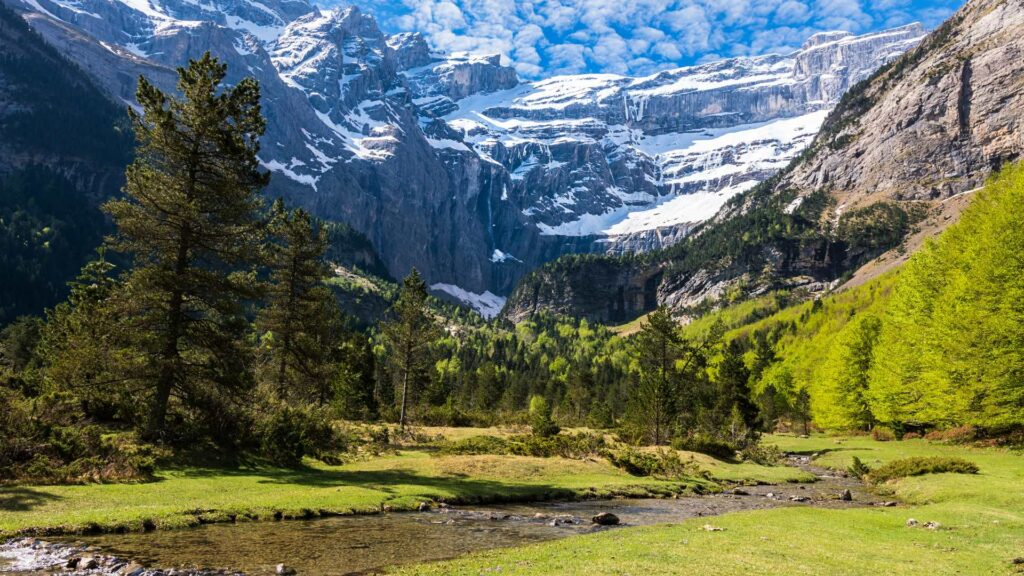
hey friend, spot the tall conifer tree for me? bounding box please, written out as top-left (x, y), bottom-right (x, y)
top-left (380, 269), bottom-right (441, 429)
top-left (104, 53), bottom-right (269, 440)
top-left (258, 200), bottom-right (342, 404)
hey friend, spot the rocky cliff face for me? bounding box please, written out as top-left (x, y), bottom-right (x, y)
top-left (504, 0), bottom-right (1024, 323)
top-left (3, 0), bottom-right (925, 316)
top-left (782, 0), bottom-right (1024, 207)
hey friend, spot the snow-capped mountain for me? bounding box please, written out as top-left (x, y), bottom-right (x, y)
top-left (3, 0), bottom-right (923, 316)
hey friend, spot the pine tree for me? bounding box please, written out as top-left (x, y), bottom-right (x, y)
top-left (37, 250), bottom-right (131, 411)
top-left (715, 339), bottom-right (759, 439)
top-left (627, 307), bottom-right (684, 445)
top-left (258, 200), bottom-right (342, 404)
top-left (380, 269), bottom-right (441, 429)
top-left (103, 53), bottom-right (269, 440)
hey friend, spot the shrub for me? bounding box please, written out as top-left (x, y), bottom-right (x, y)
top-left (871, 427), bottom-right (896, 441)
top-left (739, 443), bottom-right (782, 465)
top-left (507, 432), bottom-right (606, 459)
top-left (865, 457), bottom-right (979, 484)
top-left (607, 447), bottom-right (701, 479)
top-left (436, 435), bottom-right (510, 455)
top-left (257, 405), bottom-right (346, 467)
top-left (672, 433), bottom-right (737, 460)
top-left (848, 456), bottom-right (871, 478)
top-left (435, 432), bottom-right (607, 460)
top-left (923, 425), bottom-right (978, 443)
top-left (901, 432), bottom-right (922, 440)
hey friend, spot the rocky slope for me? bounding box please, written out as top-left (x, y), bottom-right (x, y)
top-left (2, 0), bottom-right (924, 316)
top-left (503, 0), bottom-right (1024, 323)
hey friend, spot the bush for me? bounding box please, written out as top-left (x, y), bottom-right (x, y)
top-left (672, 433), bottom-right (737, 460)
top-left (436, 435), bottom-right (510, 455)
top-left (435, 432), bottom-right (607, 460)
top-left (739, 443), bottom-right (782, 465)
top-left (871, 427), bottom-right (896, 441)
top-left (848, 456), bottom-right (871, 478)
top-left (901, 432), bottom-right (921, 440)
top-left (257, 405), bottom-right (346, 467)
top-left (507, 432), bottom-right (606, 459)
top-left (607, 447), bottom-right (701, 479)
top-left (923, 425), bottom-right (978, 443)
top-left (865, 456), bottom-right (979, 484)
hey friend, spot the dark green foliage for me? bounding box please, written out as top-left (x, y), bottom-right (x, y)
top-left (256, 404), bottom-right (346, 467)
top-left (607, 447), bottom-right (700, 479)
top-left (0, 2), bottom-right (133, 323)
top-left (848, 456), bottom-right (871, 478)
top-left (103, 53), bottom-right (269, 441)
top-left (836, 202), bottom-right (924, 264)
top-left (257, 201), bottom-right (343, 405)
top-left (436, 435), bottom-right (510, 455)
top-left (436, 432), bottom-right (608, 460)
top-left (865, 457), bottom-right (979, 484)
top-left (0, 388), bottom-right (159, 483)
top-left (671, 434), bottom-right (736, 460)
top-left (380, 269), bottom-right (443, 429)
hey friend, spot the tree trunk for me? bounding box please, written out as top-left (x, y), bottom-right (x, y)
top-left (399, 367), bottom-right (410, 431)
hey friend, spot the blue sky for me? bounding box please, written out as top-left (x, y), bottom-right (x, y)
top-left (326, 0), bottom-right (963, 77)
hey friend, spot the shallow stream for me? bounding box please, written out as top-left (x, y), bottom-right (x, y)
top-left (1, 457), bottom-right (874, 575)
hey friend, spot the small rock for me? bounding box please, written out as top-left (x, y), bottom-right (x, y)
top-left (1011, 557), bottom-right (1024, 565)
top-left (789, 495), bottom-right (811, 503)
top-left (701, 524), bottom-right (724, 532)
top-left (417, 502), bottom-right (431, 512)
top-left (591, 512), bottom-right (620, 526)
top-left (924, 521), bottom-right (941, 530)
top-left (906, 518), bottom-right (919, 527)
top-left (66, 557), bottom-right (81, 569)
top-left (381, 504), bottom-right (393, 512)
top-left (277, 563), bottom-right (298, 575)
top-left (83, 557), bottom-right (100, 570)
top-left (879, 501), bottom-right (898, 507)
top-left (120, 563), bottom-right (146, 576)
top-left (731, 488), bottom-right (749, 496)
top-left (765, 492), bottom-right (776, 499)
top-left (533, 513), bottom-right (548, 519)
top-left (841, 489), bottom-right (853, 502)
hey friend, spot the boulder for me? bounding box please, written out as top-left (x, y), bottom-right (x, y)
top-left (841, 489), bottom-right (853, 501)
top-left (591, 512), bottom-right (620, 526)
top-left (277, 563), bottom-right (298, 575)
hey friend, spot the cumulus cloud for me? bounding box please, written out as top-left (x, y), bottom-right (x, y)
top-left (339, 0), bottom-right (962, 77)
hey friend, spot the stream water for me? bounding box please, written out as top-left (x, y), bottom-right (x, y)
top-left (1, 457), bottom-right (875, 576)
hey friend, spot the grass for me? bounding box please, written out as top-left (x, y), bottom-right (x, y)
top-left (0, 443), bottom-right (805, 537)
top-left (390, 434), bottom-right (1024, 575)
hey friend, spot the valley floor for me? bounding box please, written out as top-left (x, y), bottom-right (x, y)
top-left (392, 435), bottom-right (1024, 575)
top-left (0, 430), bottom-right (805, 537)
top-left (2, 434), bottom-right (1021, 576)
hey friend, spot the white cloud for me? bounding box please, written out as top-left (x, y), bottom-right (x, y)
top-left (339, 0), bottom-right (960, 77)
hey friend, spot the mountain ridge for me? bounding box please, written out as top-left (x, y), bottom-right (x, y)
top-left (501, 0), bottom-right (1024, 323)
top-left (3, 0), bottom-right (925, 315)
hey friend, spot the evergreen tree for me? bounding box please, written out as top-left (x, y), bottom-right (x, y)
top-left (37, 251), bottom-right (132, 415)
top-left (715, 339), bottom-right (759, 438)
top-left (626, 307), bottom-right (684, 445)
top-left (258, 200), bottom-right (342, 404)
top-left (380, 269), bottom-right (441, 429)
top-left (103, 53), bottom-right (269, 440)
